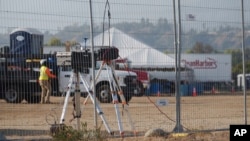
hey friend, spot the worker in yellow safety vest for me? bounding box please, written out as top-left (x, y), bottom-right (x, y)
top-left (39, 59), bottom-right (56, 104)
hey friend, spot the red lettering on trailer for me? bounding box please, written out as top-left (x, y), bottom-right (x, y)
top-left (181, 57), bottom-right (217, 69)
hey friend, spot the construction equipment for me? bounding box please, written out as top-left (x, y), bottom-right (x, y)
top-left (56, 48), bottom-right (136, 137)
top-left (59, 69), bottom-right (113, 134)
top-left (56, 49), bottom-right (137, 103)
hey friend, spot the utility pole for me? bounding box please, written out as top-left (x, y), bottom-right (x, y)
top-left (84, 37), bottom-right (88, 50)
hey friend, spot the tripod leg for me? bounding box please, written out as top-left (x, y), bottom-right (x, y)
top-left (60, 72), bottom-right (74, 124)
top-left (74, 72), bottom-right (81, 130)
top-left (106, 65), bottom-right (124, 136)
top-left (89, 61), bottom-right (106, 89)
top-left (112, 93), bottom-right (124, 136)
top-left (123, 105), bottom-right (137, 135)
top-left (109, 63), bottom-right (137, 136)
top-left (109, 64), bottom-right (127, 104)
top-left (79, 73), bottom-right (113, 135)
top-left (84, 61), bottom-right (105, 104)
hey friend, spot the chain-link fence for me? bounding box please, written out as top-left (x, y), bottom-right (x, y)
top-left (0, 0), bottom-right (249, 139)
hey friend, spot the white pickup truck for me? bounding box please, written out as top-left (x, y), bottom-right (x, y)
top-left (56, 52), bottom-right (139, 103)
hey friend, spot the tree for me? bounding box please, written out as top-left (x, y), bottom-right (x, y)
top-left (47, 37), bottom-right (62, 46)
top-left (228, 48), bottom-right (250, 73)
top-left (225, 48), bottom-right (250, 82)
top-left (188, 42), bottom-right (214, 53)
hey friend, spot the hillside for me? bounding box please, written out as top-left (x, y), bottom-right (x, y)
top-left (1, 20), bottom-right (249, 53)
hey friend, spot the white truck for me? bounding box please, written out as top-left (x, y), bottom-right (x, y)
top-left (56, 51), bottom-right (139, 103)
top-left (237, 73), bottom-right (250, 89)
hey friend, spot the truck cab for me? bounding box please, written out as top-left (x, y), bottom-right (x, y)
top-left (114, 58), bottom-right (150, 96)
top-left (0, 56), bottom-right (42, 103)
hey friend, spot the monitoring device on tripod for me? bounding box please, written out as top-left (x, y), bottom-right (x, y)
top-left (97, 46), bottom-right (119, 61)
top-left (71, 50), bottom-right (94, 73)
top-left (57, 45), bottom-right (136, 136)
top-left (70, 46), bottom-right (120, 71)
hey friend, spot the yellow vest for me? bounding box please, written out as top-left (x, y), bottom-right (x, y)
top-left (39, 66), bottom-right (49, 80)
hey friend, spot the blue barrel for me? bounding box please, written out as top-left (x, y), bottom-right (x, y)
top-left (196, 83), bottom-right (204, 95)
top-left (149, 82), bottom-right (163, 94)
top-left (180, 84), bottom-right (189, 96)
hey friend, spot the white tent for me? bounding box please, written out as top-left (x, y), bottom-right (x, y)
top-left (82, 27), bottom-right (194, 81)
top-left (84, 27), bottom-right (179, 68)
top-left (127, 48), bottom-right (176, 68)
top-left (85, 27), bottom-right (150, 57)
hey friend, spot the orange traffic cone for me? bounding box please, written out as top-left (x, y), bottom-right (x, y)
top-left (157, 90), bottom-right (160, 97)
top-left (192, 87), bottom-right (197, 96)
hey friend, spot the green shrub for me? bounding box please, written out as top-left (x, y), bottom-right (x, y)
top-left (52, 122), bottom-right (108, 141)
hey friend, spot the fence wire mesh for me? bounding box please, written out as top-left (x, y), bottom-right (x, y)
top-left (0, 0), bottom-right (249, 139)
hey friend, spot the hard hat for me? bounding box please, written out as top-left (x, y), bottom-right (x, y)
top-left (40, 59), bottom-right (47, 65)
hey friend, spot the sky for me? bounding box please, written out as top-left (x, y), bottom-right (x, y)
top-left (0, 0), bottom-right (250, 34)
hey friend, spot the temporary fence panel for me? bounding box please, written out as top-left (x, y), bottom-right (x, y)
top-left (0, 0), bottom-right (249, 139)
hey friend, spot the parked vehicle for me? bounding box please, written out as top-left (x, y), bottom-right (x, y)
top-left (0, 28), bottom-right (139, 103)
top-left (0, 50), bottom-right (140, 104)
top-left (114, 58), bottom-right (150, 96)
top-left (0, 56), bottom-right (41, 103)
top-left (237, 73), bottom-right (250, 90)
top-left (56, 51), bottom-right (138, 103)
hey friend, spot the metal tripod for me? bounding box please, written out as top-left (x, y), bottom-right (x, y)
top-left (59, 60), bottom-right (136, 137)
top-left (59, 69), bottom-right (113, 134)
top-left (84, 60), bottom-right (136, 136)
